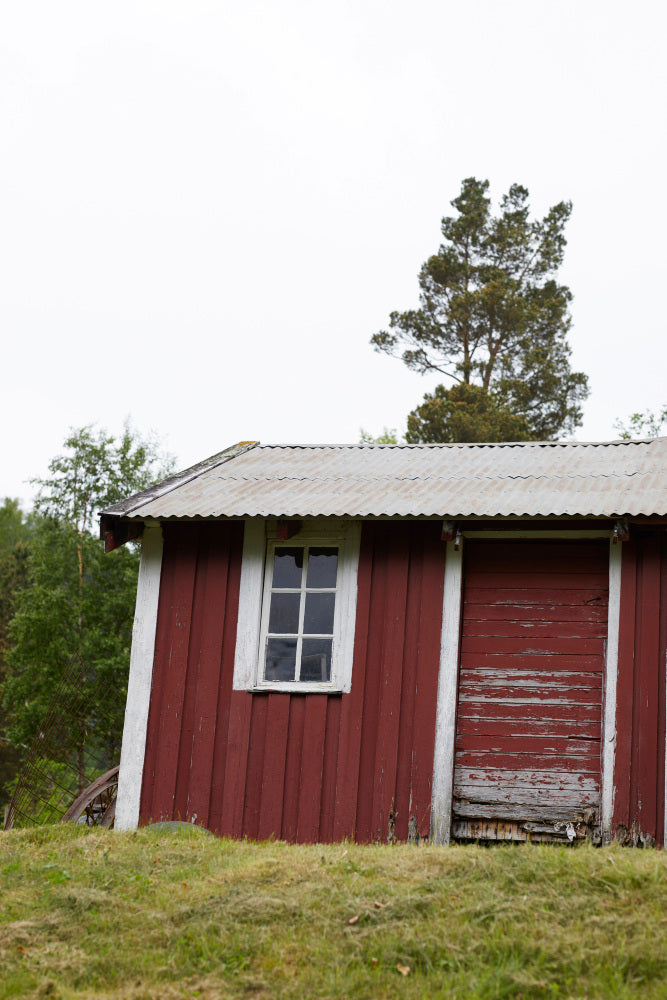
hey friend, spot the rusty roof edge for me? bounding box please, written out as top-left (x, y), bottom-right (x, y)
top-left (99, 441), bottom-right (260, 519)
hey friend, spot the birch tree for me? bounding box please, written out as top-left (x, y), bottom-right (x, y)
top-left (2, 424), bottom-right (172, 791)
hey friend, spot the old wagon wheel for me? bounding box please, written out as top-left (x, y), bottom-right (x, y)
top-left (61, 765), bottom-right (119, 827)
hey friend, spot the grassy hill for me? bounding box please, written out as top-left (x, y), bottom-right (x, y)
top-left (1, 825), bottom-right (666, 999)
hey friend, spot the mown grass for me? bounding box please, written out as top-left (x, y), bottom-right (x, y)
top-left (1, 826), bottom-right (666, 999)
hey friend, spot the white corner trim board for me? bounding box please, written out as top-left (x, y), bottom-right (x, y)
top-left (601, 539), bottom-right (622, 844)
top-left (430, 540), bottom-right (464, 845)
top-left (114, 525), bottom-right (163, 832)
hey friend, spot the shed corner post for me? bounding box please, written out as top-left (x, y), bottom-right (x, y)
top-left (115, 523), bottom-right (164, 832)
top-left (601, 536), bottom-right (622, 845)
top-left (430, 539), bottom-right (464, 845)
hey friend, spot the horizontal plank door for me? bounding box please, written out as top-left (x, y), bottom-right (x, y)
top-left (453, 540), bottom-right (608, 842)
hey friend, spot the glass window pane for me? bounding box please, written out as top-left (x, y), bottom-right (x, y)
top-left (265, 637), bottom-right (297, 681)
top-left (306, 547), bottom-right (338, 588)
top-left (303, 592), bottom-right (335, 634)
top-left (300, 638), bottom-right (332, 682)
top-left (272, 547), bottom-right (303, 588)
top-left (268, 592), bottom-right (301, 634)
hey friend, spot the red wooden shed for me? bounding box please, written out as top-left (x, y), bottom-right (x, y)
top-left (101, 439), bottom-right (667, 846)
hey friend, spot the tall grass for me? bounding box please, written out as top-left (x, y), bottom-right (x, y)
top-left (1, 825), bottom-right (665, 999)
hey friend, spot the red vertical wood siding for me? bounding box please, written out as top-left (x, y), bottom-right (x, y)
top-left (137, 521), bottom-right (667, 845)
top-left (140, 522), bottom-right (199, 823)
top-left (140, 521), bottom-right (244, 828)
top-left (613, 532), bottom-right (667, 846)
top-left (139, 520), bottom-right (445, 841)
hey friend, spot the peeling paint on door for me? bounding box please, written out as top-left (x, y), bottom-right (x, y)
top-left (452, 541), bottom-right (608, 843)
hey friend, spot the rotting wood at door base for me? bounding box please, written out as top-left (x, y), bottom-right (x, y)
top-left (452, 818), bottom-right (601, 844)
top-left (614, 821), bottom-right (656, 848)
top-left (407, 815), bottom-right (421, 844)
top-left (452, 800), bottom-right (601, 844)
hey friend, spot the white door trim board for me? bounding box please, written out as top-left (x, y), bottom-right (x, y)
top-left (601, 539), bottom-right (622, 843)
top-left (431, 540), bottom-right (463, 845)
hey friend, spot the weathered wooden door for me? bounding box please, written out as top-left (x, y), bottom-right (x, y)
top-left (452, 540), bottom-right (609, 842)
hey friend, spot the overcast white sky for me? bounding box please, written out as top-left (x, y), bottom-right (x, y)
top-left (1, 1), bottom-right (666, 506)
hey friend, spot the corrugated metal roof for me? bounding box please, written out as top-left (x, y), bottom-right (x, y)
top-left (101, 438), bottom-right (667, 519)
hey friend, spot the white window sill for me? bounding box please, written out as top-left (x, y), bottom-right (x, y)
top-left (249, 682), bottom-right (343, 694)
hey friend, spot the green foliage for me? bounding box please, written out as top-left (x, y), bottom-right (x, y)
top-left (406, 383), bottom-right (534, 444)
top-left (0, 498), bottom-right (34, 554)
top-left (32, 421), bottom-right (171, 534)
top-left (0, 500), bottom-right (34, 660)
top-left (614, 406), bottom-right (667, 440)
top-left (3, 521), bottom-right (138, 755)
top-left (1, 423), bottom-right (173, 797)
top-left (358, 427), bottom-right (403, 444)
top-left (0, 500), bottom-right (35, 798)
top-left (373, 178), bottom-right (589, 441)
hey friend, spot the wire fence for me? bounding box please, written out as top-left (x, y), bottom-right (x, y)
top-left (4, 657), bottom-right (119, 829)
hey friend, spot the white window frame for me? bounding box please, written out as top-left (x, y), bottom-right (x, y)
top-left (233, 518), bottom-right (361, 693)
